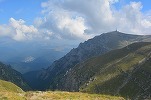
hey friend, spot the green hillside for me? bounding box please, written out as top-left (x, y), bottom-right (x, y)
top-left (0, 80), bottom-right (26, 100)
top-left (0, 80), bottom-right (23, 93)
top-left (61, 42), bottom-right (151, 99)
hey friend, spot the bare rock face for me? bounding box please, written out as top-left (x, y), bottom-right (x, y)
top-left (37, 31), bottom-right (151, 90)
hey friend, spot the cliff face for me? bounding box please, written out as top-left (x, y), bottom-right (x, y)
top-left (38, 31), bottom-right (151, 90)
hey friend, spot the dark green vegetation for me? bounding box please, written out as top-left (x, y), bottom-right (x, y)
top-left (37, 31), bottom-right (151, 91)
top-left (61, 42), bottom-right (151, 99)
top-left (0, 62), bottom-right (30, 91)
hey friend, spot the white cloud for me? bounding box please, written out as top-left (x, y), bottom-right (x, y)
top-left (60, 0), bottom-right (115, 33)
top-left (115, 2), bottom-right (151, 34)
top-left (0, 0), bottom-right (151, 42)
top-left (35, 1), bottom-right (93, 40)
top-left (38, 0), bottom-right (151, 36)
top-left (9, 18), bottom-right (38, 41)
top-left (0, 24), bottom-right (13, 37)
top-left (0, 18), bottom-right (38, 41)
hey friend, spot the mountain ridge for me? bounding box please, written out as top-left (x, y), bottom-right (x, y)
top-left (36, 31), bottom-right (151, 90)
top-left (61, 42), bottom-right (151, 99)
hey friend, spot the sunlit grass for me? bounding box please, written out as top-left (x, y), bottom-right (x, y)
top-left (0, 91), bottom-right (124, 100)
top-left (25, 91), bottom-right (124, 100)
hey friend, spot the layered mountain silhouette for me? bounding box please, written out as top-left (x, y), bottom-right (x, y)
top-left (2, 31), bottom-right (151, 99)
top-left (30, 31), bottom-right (151, 91)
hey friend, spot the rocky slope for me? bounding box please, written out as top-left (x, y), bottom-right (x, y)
top-left (38, 31), bottom-right (151, 90)
top-left (0, 62), bottom-right (30, 91)
top-left (61, 42), bottom-right (151, 99)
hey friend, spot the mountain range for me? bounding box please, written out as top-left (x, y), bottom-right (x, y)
top-left (35, 31), bottom-right (151, 91)
top-left (1, 31), bottom-right (151, 99)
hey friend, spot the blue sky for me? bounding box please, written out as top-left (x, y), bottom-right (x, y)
top-left (0, 0), bottom-right (46, 24)
top-left (0, 0), bottom-right (150, 24)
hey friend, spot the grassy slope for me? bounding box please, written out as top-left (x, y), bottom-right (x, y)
top-left (82, 42), bottom-right (151, 99)
top-left (62, 42), bottom-right (151, 99)
top-left (119, 57), bottom-right (151, 99)
top-left (0, 80), bottom-right (124, 100)
top-left (25, 91), bottom-right (124, 100)
top-left (0, 80), bottom-right (26, 100)
top-left (0, 91), bottom-right (124, 100)
top-left (0, 80), bottom-right (23, 93)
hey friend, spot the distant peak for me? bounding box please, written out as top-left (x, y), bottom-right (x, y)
top-left (104, 30), bottom-right (122, 35)
top-left (116, 28), bottom-right (118, 32)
